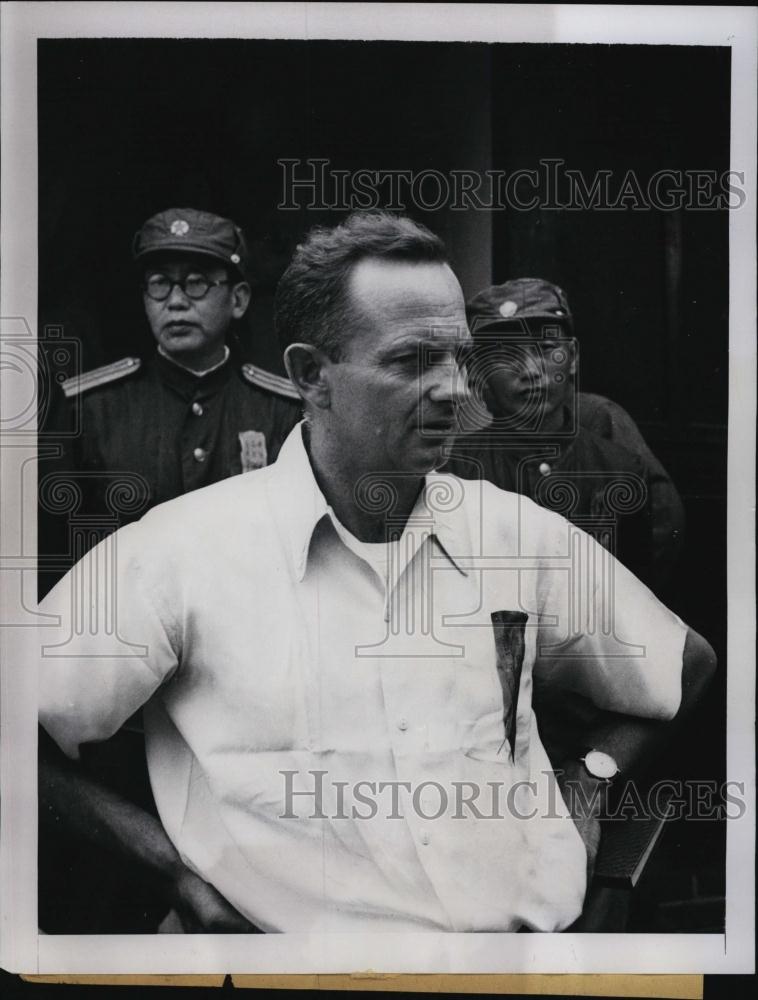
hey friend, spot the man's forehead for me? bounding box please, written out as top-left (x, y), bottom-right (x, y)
top-left (348, 257), bottom-right (466, 319)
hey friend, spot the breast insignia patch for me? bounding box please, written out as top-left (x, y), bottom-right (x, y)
top-left (239, 430), bottom-right (267, 472)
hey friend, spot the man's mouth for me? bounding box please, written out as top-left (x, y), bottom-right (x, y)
top-left (509, 385), bottom-right (546, 403)
top-left (164, 321), bottom-right (197, 334)
top-left (420, 418), bottom-right (457, 435)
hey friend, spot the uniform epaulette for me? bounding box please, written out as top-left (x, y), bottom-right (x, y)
top-left (60, 357), bottom-right (142, 398)
top-left (241, 363), bottom-right (301, 401)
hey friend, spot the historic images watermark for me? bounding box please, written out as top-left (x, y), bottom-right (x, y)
top-left (279, 158), bottom-right (747, 213)
top-left (279, 769), bottom-right (747, 823)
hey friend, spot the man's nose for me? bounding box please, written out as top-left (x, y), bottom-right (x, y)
top-left (428, 353), bottom-right (472, 405)
top-left (166, 281), bottom-right (191, 308)
top-left (516, 347), bottom-right (545, 381)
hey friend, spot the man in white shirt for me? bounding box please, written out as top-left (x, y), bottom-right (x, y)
top-left (39, 212), bottom-right (716, 933)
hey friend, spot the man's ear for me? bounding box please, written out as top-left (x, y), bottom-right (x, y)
top-left (231, 281), bottom-right (252, 319)
top-left (284, 343), bottom-right (332, 410)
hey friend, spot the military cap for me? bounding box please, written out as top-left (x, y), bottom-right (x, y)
top-left (133, 208), bottom-right (250, 280)
top-left (467, 278), bottom-right (573, 336)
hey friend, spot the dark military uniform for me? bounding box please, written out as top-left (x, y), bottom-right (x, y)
top-left (445, 403), bottom-right (654, 586)
top-left (447, 391), bottom-right (687, 591)
top-left (58, 350), bottom-right (298, 513)
top-left (39, 348), bottom-right (301, 594)
top-left (578, 391), bottom-right (685, 585)
top-left (453, 277), bottom-right (685, 593)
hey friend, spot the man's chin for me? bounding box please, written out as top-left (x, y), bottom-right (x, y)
top-left (409, 436), bottom-right (454, 473)
top-left (159, 332), bottom-right (199, 352)
top-left (157, 335), bottom-right (210, 366)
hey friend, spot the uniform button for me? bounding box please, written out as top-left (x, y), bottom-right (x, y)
top-left (538, 461), bottom-right (551, 477)
top-left (397, 718), bottom-right (408, 731)
top-left (420, 830), bottom-right (431, 846)
top-left (192, 402), bottom-right (204, 416)
top-left (193, 447), bottom-right (207, 463)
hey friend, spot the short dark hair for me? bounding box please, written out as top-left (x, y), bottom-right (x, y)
top-left (274, 212), bottom-right (449, 360)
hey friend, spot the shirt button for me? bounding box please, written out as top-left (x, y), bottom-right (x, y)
top-left (193, 447), bottom-right (207, 463)
top-left (192, 402), bottom-right (204, 416)
top-left (397, 718), bottom-right (408, 731)
top-left (538, 461), bottom-right (551, 477)
top-left (420, 830), bottom-right (431, 846)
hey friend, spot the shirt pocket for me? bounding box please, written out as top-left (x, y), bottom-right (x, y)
top-left (453, 609), bottom-right (530, 764)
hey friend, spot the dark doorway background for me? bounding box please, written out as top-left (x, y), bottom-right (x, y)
top-left (37, 38), bottom-right (730, 932)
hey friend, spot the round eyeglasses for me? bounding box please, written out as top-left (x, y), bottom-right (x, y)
top-left (143, 274), bottom-right (230, 301)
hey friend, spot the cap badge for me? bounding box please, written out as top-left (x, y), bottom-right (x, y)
top-left (170, 219), bottom-right (190, 236)
top-left (499, 300), bottom-right (518, 318)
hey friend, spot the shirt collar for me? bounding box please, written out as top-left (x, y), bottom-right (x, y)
top-left (267, 424), bottom-right (329, 582)
top-left (269, 424), bottom-right (470, 583)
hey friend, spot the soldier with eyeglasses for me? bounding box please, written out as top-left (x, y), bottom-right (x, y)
top-left (40, 208), bottom-right (302, 594)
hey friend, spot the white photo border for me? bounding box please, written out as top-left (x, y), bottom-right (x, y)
top-left (1, 0), bottom-right (755, 976)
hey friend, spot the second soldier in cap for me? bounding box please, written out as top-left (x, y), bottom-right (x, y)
top-left (445, 277), bottom-right (684, 593)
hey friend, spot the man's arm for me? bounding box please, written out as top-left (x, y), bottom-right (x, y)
top-left (38, 511), bottom-right (263, 932)
top-left (556, 626), bottom-right (717, 877)
top-left (39, 726), bottom-right (259, 933)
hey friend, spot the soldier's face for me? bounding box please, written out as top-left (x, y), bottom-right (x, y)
top-left (483, 334), bottom-right (576, 425)
top-left (142, 253), bottom-right (250, 367)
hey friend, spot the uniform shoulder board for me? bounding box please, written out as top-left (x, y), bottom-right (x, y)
top-left (60, 357), bottom-right (142, 399)
top-left (241, 363), bottom-right (301, 401)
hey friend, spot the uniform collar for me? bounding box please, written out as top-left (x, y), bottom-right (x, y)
top-left (269, 424), bottom-right (470, 583)
top-left (157, 344), bottom-right (230, 377)
top-left (155, 345), bottom-right (234, 402)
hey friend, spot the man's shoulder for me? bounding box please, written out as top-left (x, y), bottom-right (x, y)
top-left (578, 392), bottom-right (631, 422)
top-left (143, 461), bottom-right (277, 530)
top-left (569, 421), bottom-right (645, 473)
top-left (442, 469), bottom-right (570, 544)
top-left (578, 392), bottom-right (668, 481)
top-left (578, 392), bottom-right (647, 442)
top-left (58, 357), bottom-right (146, 400)
top-left (448, 469), bottom-right (516, 500)
top-left (239, 362), bottom-right (301, 404)
top-left (114, 465), bottom-right (277, 579)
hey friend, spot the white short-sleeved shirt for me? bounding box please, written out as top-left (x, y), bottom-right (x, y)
top-left (39, 423), bottom-right (687, 933)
